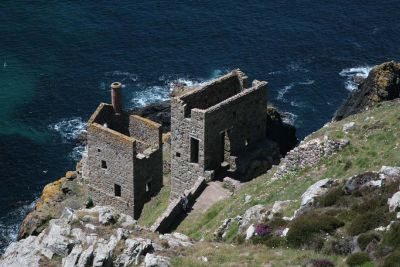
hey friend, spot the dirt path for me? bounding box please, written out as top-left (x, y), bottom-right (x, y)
top-left (190, 181), bottom-right (232, 214)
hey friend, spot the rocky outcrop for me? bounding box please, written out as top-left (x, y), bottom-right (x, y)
top-left (130, 101), bottom-right (171, 133)
top-left (18, 169), bottom-right (87, 240)
top-left (272, 136), bottom-right (349, 180)
top-left (0, 206), bottom-right (183, 267)
top-left (334, 61), bottom-right (400, 121)
top-left (266, 107), bottom-right (298, 155)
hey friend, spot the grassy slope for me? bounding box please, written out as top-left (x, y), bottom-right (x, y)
top-left (169, 101), bottom-right (400, 266)
top-left (172, 243), bottom-right (346, 267)
top-left (138, 173), bottom-right (171, 227)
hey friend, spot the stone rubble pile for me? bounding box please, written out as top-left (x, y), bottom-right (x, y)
top-left (272, 136), bottom-right (349, 180)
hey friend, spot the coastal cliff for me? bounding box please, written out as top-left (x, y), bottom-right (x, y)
top-left (334, 61), bottom-right (400, 121)
top-left (3, 62), bottom-right (400, 266)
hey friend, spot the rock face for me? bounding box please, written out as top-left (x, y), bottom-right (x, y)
top-left (334, 61), bottom-right (400, 121)
top-left (0, 206), bottom-right (180, 267)
top-left (266, 107), bottom-right (298, 155)
top-left (18, 169), bottom-right (87, 240)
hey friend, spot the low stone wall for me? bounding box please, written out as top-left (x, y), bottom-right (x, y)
top-left (151, 177), bottom-right (206, 233)
top-left (272, 135), bottom-right (349, 180)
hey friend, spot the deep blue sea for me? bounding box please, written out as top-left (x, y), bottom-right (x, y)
top-left (0, 1), bottom-right (399, 252)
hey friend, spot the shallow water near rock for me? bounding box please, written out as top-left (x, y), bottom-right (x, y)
top-left (0, 0), bottom-right (399, 253)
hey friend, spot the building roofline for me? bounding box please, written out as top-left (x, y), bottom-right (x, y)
top-left (173, 69), bottom-right (243, 101)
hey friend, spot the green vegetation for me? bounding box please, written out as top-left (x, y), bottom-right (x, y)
top-left (346, 252), bottom-right (371, 267)
top-left (382, 250), bottom-right (400, 267)
top-left (138, 182), bottom-right (171, 227)
top-left (357, 232), bottom-right (380, 251)
top-left (382, 222), bottom-right (400, 249)
top-left (286, 213), bottom-right (344, 248)
top-left (170, 242), bottom-right (345, 267)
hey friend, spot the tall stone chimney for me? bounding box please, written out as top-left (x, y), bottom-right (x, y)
top-left (111, 82), bottom-right (123, 114)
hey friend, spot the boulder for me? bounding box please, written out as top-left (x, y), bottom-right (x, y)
top-left (76, 245), bottom-right (94, 267)
top-left (245, 224), bottom-right (255, 240)
top-left (62, 244), bottom-right (83, 267)
top-left (92, 236), bottom-right (117, 267)
top-left (379, 166), bottom-right (400, 183)
top-left (65, 171), bottom-right (77, 180)
top-left (159, 234), bottom-right (192, 248)
top-left (118, 213), bottom-right (137, 228)
top-left (239, 205), bottom-right (269, 233)
top-left (344, 172), bottom-right (379, 193)
top-left (334, 61), bottom-right (400, 121)
top-left (0, 236), bottom-right (42, 267)
top-left (343, 122), bottom-right (355, 133)
top-left (144, 253), bottom-right (171, 267)
top-left (88, 206), bottom-right (119, 225)
top-left (223, 177), bottom-right (242, 191)
top-left (301, 179), bottom-right (334, 207)
top-left (42, 219), bottom-right (74, 257)
top-left (115, 238), bottom-right (153, 266)
top-left (388, 191), bottom-right (400, 212)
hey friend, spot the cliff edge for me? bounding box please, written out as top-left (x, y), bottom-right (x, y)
top-left (334, 61), bottom-right (400, 121)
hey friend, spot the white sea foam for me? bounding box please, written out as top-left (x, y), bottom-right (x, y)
top-left (298, 80), bottom-right (315, 85)
top-left (277, 83), bottom-right (295, 102)
top-left (70, 145), bottom-right (86, 161)
top-left (281, 112), bottom-right (298, 125)
top-left (48, 117), bottom-right (87, 143)
top-left (129, 70), bottom-right (226, 107)
top-left (131, 85), bottom-right (172, 107)
top-left (0, 200), bottom-right (36, 254)
top-left (339, 66), bottom-right (373, 91)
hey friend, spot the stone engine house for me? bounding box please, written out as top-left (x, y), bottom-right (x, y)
top-left (85, 82), bottom-right (163, 219)
top-left (170, 70), bottom-right (268, 199)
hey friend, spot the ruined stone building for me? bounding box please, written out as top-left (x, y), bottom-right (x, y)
top-left (170, 70), bottom-right (268, 199)
top-left (84, 82), bottom-right (163, 219)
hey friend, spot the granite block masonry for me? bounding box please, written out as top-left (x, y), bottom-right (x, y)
top-left (170, 69), bottom-right (268, 199)
top-left (83, 82), bottom-right (163, 219)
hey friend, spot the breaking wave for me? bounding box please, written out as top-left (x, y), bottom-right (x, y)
top-left (0, 200), bottom-right (36, 255)
top-left (339, 66), bottom-right (373, 91)
top-left (277, 83), bottom-right (295, 102)
top-left (281, 112), bottom-right (298, 125)
top-left (48, 118), bottom-right (87, 161)
top-left (128, 69), bottom-right (227, 107)
top-left (48, 117), bottom-right (87, 143)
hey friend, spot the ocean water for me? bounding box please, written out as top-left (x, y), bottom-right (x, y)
top-left (0, 1), bottom-right (399, 252)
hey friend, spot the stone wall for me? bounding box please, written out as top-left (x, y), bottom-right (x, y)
top-left (86, 103), bottom-right (164, 219)
top-left (134, 149), bottom-right (163, 218)
top-left (151, 176), bottom-right (206, 233)
top-left (170, 100), bottom-right (210, 199)
top-left (272, 135), bottom-right (349, 180)
top-left (203, 81), bottom-right (267, 170)
top-left (170, 70), bottom-right (268, 199)
top-left (129, 115), bottom-right (162, 149)
top-left (86, 122), bottom-right (136, 217)
top-left (180, 72), bottom-right (243, 115)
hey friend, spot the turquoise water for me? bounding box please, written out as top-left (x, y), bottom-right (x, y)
top-left (0, 1), bottom-right (399, 252)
